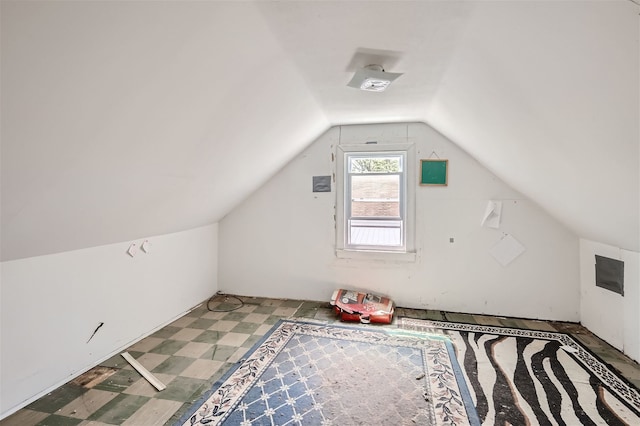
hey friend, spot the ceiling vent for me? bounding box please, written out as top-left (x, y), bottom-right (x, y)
top-left (347, 64), bottom-right (403, 92)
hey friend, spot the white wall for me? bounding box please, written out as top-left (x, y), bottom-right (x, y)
top-left (0, 224), bottom-right (218, 418)
top-left (580, 239), bottom-right (640, 362)
top-left (219, 123), bottom-right (580, 321)
top-left (1, 1), bottom-right (329, 262)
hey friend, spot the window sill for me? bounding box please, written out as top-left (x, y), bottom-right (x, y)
top-left (335, 249), bottom-right (416, 262)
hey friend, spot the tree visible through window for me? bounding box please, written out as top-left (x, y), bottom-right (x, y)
top-left (345, 153), bottom-right (406, 250)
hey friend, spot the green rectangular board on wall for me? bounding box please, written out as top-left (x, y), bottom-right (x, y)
top-left (420, 159), bottom-right (448, 186)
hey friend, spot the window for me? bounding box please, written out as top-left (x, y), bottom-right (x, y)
top-left (336, 143), bottom-right (415, 259)
top-left (346, 152), bottom-right (406, 251)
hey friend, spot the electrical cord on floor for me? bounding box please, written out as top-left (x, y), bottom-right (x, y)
top-left (207, 291), bottom-right (245, 312)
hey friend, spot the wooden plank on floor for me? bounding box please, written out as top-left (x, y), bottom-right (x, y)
top-left (121, 352), bottom-right (166, 391)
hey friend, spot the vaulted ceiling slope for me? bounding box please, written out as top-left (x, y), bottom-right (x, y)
top-left (1, 1), bottom-right (638, 261)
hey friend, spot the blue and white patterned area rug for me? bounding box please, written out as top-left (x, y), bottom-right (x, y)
top-left (177, 320), bottom-right (479, 425)
top-left (399, 318), bottom-right (640, 426)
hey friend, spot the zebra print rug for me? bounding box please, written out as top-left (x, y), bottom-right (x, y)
top-left (398, 318), bottom-right (640, 425)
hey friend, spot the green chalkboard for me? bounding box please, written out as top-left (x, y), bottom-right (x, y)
top-left (420, 159), bottom-right (448, 185)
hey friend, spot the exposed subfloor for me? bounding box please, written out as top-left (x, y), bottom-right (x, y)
top-left (2, 295), bottom-right (639, 426)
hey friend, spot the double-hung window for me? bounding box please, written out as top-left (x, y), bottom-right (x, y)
top-left (346, 152), bottom-right (406, 251)
top-left (336, 143), bottom-right (415, 259)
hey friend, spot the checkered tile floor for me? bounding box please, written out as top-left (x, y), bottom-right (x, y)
top-left (2, 295), bottom-right (639, 425)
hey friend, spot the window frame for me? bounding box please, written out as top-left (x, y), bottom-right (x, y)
top-left (335, 143), bottom-right (416, 261)
top-left (345, 151), bottom-right (406, 251)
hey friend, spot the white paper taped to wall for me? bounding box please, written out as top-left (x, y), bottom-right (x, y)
top-left (489, 234), bottom-right (525, 267)
top-left (481, 200), bottom-right (502, 229)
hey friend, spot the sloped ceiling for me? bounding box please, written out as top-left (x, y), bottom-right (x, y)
top-left (1, 1), bottom-right (638, 261)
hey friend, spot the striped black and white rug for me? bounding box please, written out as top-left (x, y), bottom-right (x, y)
top-left (399, 318), bottom-right (640, 425)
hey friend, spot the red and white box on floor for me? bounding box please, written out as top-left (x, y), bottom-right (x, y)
top-left (330, 289), bottom-right (395, 324)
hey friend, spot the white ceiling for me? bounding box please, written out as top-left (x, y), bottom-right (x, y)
top-left (1, 1), bottom-right (638, 261)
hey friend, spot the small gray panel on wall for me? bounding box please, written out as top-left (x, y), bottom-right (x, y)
top-left (312, 176), bottom-right (331, 192)
top-left (595, 255), bottom-right (624, 296)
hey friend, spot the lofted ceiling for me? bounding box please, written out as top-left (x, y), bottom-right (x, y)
top-left (1, 1), bottom-right (638, 261)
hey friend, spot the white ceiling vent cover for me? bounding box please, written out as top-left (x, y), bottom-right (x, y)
top-left (347, 64), bottom-right (403, 92)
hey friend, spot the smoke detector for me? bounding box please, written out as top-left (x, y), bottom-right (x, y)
top-left (347, 64), bottom-right (403, 92)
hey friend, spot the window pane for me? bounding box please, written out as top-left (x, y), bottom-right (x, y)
top-left (349, 156), bottom-right (402, 173)
top-left (351, 175), bottom-right (399, 217)
top-left (350, 221), bottom-right (402, 246)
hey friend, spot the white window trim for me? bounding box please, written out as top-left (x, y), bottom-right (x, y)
top-left (335, 143), bottom-right (416, 262)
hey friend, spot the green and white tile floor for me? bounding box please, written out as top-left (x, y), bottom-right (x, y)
top-left (1, 296), bottom-right (639, 426)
